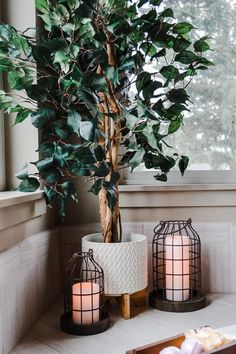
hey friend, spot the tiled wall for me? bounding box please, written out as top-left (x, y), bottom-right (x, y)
top-left (0, 230), bottom-right (61, 354)
top-left (60, 222), bottom-right (236, 294)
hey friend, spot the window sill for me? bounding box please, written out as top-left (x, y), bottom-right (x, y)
top-left (119, 183), bottom-right (236, 207)
top-left (0, 191), bottom-right (46, 231)
top-left (0, 190), bottom-right (44, 208)
top-left (119, 183), bottom-right (236, 193)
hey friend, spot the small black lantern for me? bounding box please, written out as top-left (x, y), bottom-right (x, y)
top-left (149, 219), bottom-right (206, 312)
top-left (60, 249), bottom-right (110, 335)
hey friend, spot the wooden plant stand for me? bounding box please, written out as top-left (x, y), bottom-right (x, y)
top-left (105, 288), bottom-right (148, 320)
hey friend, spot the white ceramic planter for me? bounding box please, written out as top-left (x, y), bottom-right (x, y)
top-left (82, 233), bottom-right (148, 295)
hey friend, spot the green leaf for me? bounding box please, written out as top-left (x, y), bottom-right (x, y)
top-left (87, 73), bottom-right (108, 92)
top-left (143, 81), bottom-right (162, 101)
top-left (26, 85), bottom-right (47, 102)
top-left (196, 57), bottom-right (215, 66)
top-left (179, 155), bottom-right (189, 176)
top-left (138, 0), bottom-right (149, 7)
top-left (167, 89), bottom-right (190, 104)
top-left (160, 8), bottom-right (174, 18)
top-left (194, 36), bottom-right (211, 52)
top-left (125, 113), bottom-right (138, 130)
top-left (44, 185), bottom-right (57, 205)
top-left (31, 107), bottom-right (56, 128)
top-left (129, 148), bottom-right (145, 172)
top-left (140, 42), bottom-right (157, 57)
top-left (136, 72), bottom-right (151, 93)
top-left (69, 162), bottom-right (91, 176)
top-left (175, 50), bottom-right (199, 64)
top-left (150, 0), bottom-right (162, 5)
top-left (92, 161), bottom-right (110, 177)
top-left (173, 38), bottom-right (191, 52)
top-left (94, 145), bottom-right (105, 161)
top-left (73, 146), bottom-right (97, 164)
top-left (0, 57), bottom-right (14, 72)
top-left (61, 181), bottom-right (78, 202)
top-left (154, 173), bottom-right (167, 182)
top-left (168, 115), bottom-right (182, 134)
top-left (36, 157), bottom-right (54, 171)
top-left (40, 167), bottom-right (63, 183)
top-left (59, 0), bottom-right (81, 11)
top-left (8, 71), bottom-right (33, 90)
top-left (160, 65), bottom-right (179, 81)
top-left (0, 90), bottom-right (13, 109)
top-left (164, 104), bottom-right (189, 119)
top-left (68, 110), bottom-right (81, 133)
top-left (151, 48), bottom-right (166, 61)
top-left (12, 32), bottom-right (31, 56)
top-left (17, 178), bottom-right (40, 192)
top-left (89, 178), bottom-right (103, 195)
top-left (80, 121), bottom-right (95, 141)
top-left (14, 108), bottom-right (31, 125)
top-left (119, 58), bottom-right (135, 71)
top-left (53, 121), bottom-right (74, 139)
top-left (35, 0), bottom-right (50, 12)
top-left (15, 163), bottom-right (29, 180)
top-left (0, 24), bottom-right (13, 42)
top-left (103, 182), bottom-right (117, 212)
top-left (104, 65), bottom-right (117, 81)
top-left (38, 142), bottom-right (55, 156)
top-left (110, 172), bottom-right (120, 185)
top-left (78, 22), bottom-right (95, 41)
top-left (173, 22), bottom-right (195, 35)
top-left (54, 50), bottom-right (70, 73)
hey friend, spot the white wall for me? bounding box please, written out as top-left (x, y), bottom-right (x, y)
top-left (0, 229), bottom-right (61, 354)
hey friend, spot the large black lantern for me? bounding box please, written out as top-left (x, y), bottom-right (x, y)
top-left (149, 219), bottom-right (206, 312)
top-left (60, 249), bottom-right (110, 335)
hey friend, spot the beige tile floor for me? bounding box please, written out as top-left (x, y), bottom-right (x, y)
top-left (10, 294), bottom-right (236, 354)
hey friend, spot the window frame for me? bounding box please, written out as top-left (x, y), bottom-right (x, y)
top-left (121, 1), bottom-right (236, 187)
top-left (121, 168), bottom-right (236, 185)
top-left (0, 74), bottom-right (5, 192)
top-left (0, 3), bottom-right (5, 192)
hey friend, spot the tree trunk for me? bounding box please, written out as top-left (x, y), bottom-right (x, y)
top-left (99, 187), bottom-right (120, 243)
top-left (97, 37), bottom-right (121, 243)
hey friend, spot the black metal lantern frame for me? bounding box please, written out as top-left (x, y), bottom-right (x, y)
top-left (60, 249), bottom-right (110, 335)
top-left (149, 219), bottom-right (206, 312)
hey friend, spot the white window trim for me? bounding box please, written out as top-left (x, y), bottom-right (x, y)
top-left (0, 75), bottom-right (5, 192)
top-left (0, 6), bottom-right (5, 191)
top-left (0, 191), bottom-right (45, 232)
top-left (121, 169), bottom-right (236, 185)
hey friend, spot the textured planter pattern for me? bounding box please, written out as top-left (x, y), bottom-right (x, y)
top-left (82, 233), bottom-right (148, 295)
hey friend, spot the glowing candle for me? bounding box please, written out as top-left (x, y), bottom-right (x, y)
top-left (165, 235), bottom-right (190, 301)
top-left (72, 282), bottom-right (100, 325)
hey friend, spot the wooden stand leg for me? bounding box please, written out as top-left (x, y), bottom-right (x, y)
top-left (117, 294), bottom-right (130, 320)
top-left (130, 288), bottom-right (147, 307)
top-left (107, 288), bottom-right (147, 320)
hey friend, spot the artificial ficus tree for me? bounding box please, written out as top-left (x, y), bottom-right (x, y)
top-left (0, 0), bottom-right (213, 242)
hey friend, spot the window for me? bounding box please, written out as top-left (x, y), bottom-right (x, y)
top-left (0, 75), bottom-right (5, 191)
top-left (0, 4), bottom-right (5, 191)
top-left (123, 0), bottom-right (236, 185)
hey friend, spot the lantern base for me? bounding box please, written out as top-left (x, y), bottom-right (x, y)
top-left (60, 312), bottom-right (110, 335)
top-left (149, 290), bottom-right (206, 312)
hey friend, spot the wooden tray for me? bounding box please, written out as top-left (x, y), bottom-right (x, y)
top-left (126, 334), bottom-right (236, 354)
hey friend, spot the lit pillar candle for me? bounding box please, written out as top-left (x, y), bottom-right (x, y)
top-left (165, 235), bottom-right (190, 301)
top-left (72, 282), bottom-right (100, 325)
